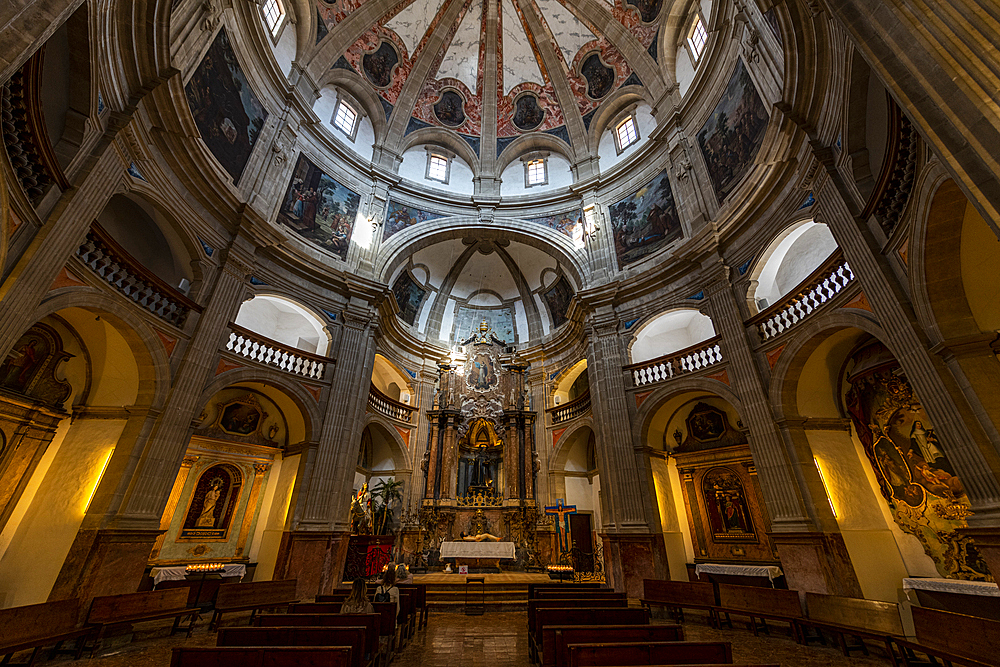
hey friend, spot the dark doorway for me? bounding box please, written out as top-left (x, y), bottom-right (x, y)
top-left (569, 513), bottom-right (594, 572)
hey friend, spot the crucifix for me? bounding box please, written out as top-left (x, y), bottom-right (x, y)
top-left (544, 498), bottom-right (577, 553)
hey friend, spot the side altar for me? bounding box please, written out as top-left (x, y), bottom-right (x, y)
top-left (413, 321), bottom-right (542, 570)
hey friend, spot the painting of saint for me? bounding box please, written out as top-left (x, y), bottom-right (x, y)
top-left (220, 401), bottom-right (262, 435)
top-left (527, 209), bottom-right (584, 243)
top-left (844, 340), bottom-right (988, 579)
top-left (383, 200), bottom-right (446, 242)
top-left (581, 53), bottom-right (615, 99)
top-left (542, 276), bottom-right (574, 328)
top-left (512, 95), bottom-right (545, 131)
top-left (362, 41), bottom-right (399, 88)
top-left (434, 90), bottom-right (466, 128)
top-left (185, 28), bottom-right (268, 184)
top-left (183, 464), bottom-right (242, 536)
top-left (608, 169), bottom-right (682, 266)
top-left (702, 468), bottom-right (755, 539)
top-left (467, 351), bottom-right (499, 392)
top-left (391, 271), bottom-right (427, 325)
top-left (696, 60), bottom-right (770, 201)
top-left (0, 333), bottom-right (47, 392)
top-left (278, 154), bottom-right (361, 260)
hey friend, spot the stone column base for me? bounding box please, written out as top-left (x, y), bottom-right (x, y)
top-left (769, 531), bottom-right (863, 597)
top-left (49, 528), bottom-right (162, 615)
top-left (602, 533), bottom-right (668, 598)
top-left (273, 530), bottom-right (352, 599)
top-left (956, 527), bottom-right (1000, 589)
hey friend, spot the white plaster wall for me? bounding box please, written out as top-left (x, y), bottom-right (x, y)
top-left (314, 87), bottom-right (376, 162)
top-left (440, 299), bottom-right (457, 341)
top-left (597, 103), bottom-right (655, 171)
top-left (252, 454), bottom-right (298, 581)
top-left (499, 154), bottom-right (573, 196)
top-left (235, 296), bottom-right (329, 354)
top-left (676, 46), bottom-right (695, 98)
top-left (534, 293), bottom-right (551, 335)
top-left (754, 221), bottom-right (837, 308)
top-left (629, 309), bottom-right (716, 364)
top-left (565, 476), bottom-right (595, 511)
top-left (513, 299), bottom-right (529, 343)
top-left (416, 292), bottom-right (435, 333)
top-left (650, 456), bottom-right (689, 581)
top-left (398, 148), bottom-right (475, 195)
top-left (272, 22), bottom-right (296, 78)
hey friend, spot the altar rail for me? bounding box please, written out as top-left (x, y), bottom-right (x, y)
top-left (547, 390), bottom-right (591, 425)
top-left (76, 224), bottom-right (203, 328)
top-left (368, 383), bottom-right (414, 423)
top-left (747, 250), bottom-right (854, 343)
top-left (625, 336), bottom-right (723, 387)
top-left (225, 323), bottom-right (327, 379)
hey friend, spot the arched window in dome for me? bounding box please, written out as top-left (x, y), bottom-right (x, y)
top-left (261, 0), bottom-right (286, 37)
top-left (747, 220), bottom-right (839, 314)
top-left (687, 16), bottom-right (708, 62)
top-left (234, 295), bottom-right (331, 355)
top-left (628, 309), bottom-right (717, 365)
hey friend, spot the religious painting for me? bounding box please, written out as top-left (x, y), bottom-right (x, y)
top-left (453, 306), bottom-right (515, 344)
top-left (608, 169), bottom-right (682, 266)
top-left (184, 28), bottom-right (268, 184)
top-left (843, 340), bottom-right (990, 580)
top-left (466, 348), bottom-right (500, 393)
top-left (181, 463), bottom-right (243, 539)
top-left (278, 154), bottom-right (360, 260)
top-left (215, 394), bottom-right (267, 437)
top-left (512, 94), bottom-right (545, 132)
top-left (362, 41), bottom-right (399, 88)
top-left (696, 61), bottom-right (770, 201)
top-left (703, 467), bottom-right (757, 541)
top-left (676, 402), bottom-right (747, 453)
top-left (0, 323), bottom-right (71, 406)
top-left (434, 90), bottom-right (466, 128)
top-left (624, 0), bottom-right (663, 23)
top-left (542, 276), bottom-right (574, 329)
top-left (383, 200), bottom-right (446, 242)
top-left (391, 270), bottom-right (427, 326)
top-left (527, 209), bottom-right (584, 242)
top-left (580, 53), bottom-right (615, 99)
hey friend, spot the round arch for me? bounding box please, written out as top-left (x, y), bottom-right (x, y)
top-left (397, 129), bottom-right (481, 175)
top-left (495, 133), bottom-right (575, 174)
top-left (362, 414), bottom-right (412, 471)
top-left (550, 417), bottom-right (597, 472)
top-left (632, 376), bottom-right (748, 446)
top-left (586, 89), bottom-right (652, 154)
top-left (626, 307), bottom-right (716, 365)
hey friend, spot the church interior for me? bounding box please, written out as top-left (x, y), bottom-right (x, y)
top-left (1, 0), bottom-right (1000, 664)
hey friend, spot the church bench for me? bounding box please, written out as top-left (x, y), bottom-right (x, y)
top-left (397, 591), bottom-right (415, 644)
top-left (0, 599), bottom-right (94, 666)
top-left (528, 598), bottom-right (629, 637)
top-left (170, 646), bottom-right (351, 666)
top-left (209, 579), bottom-right (299, 630)
top-left (535, 591), bottom-right (627, 600)
top-left (565, 641), bottom-right (733, 666)
top-left (531, 607), bottom-right (649, 663)
top-left (217, 626), bottom-right (368, 667)
top-left (641, 579), bottom-right (716, 623)
top-left (398, 583), bottom-right (428, 628)
top-left (86, 588), bottom-right (198, 651)
top-left (713, 584), bottom-right (802, 639)
top-left (290, 602), bottom-right (400, 657)
top-left (888, 606), bottom-right (1000, 667)
top-left (542, 624), bottom-right (684, 667)
top-left (315, 591), bottom-right (351, 603)
top-left (529, 583), bottom-right (603, 598)
top-left (796, 593), bottom-right (905, 660)
top-left (254, 613), bottom-right (380, 666)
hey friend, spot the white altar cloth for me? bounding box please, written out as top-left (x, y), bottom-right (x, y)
top-left (151, 564), bottom-right (246, 586)
top-left (902, 577), bottom-right (1000, 597)
top-left (694, 563), bottom-right (784, 582)
top-left (440, 541), bottom-right (516, 560)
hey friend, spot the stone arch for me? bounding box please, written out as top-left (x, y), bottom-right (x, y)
top-left (397, 130), bottom-right (481, 175)
top-left (586, 89), bottom-right (652, 154)
top-left (744, 217), bottom-right (838, 314)
top-left (550, 417), bottom-right (597, 472)
top-left (626, 307), bottom-right (716, 365)
top-left (317, 69), bottom-right (390, 143)
top-left (362, 413), bottom-right (413, 471)
top-left (495, 133), bottom-right (575, 174)
top-left (633, 376), bottom-right (747, 446)
top-left (235, 292), bottom-right (333, 356)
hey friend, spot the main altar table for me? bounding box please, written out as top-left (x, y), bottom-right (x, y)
top-left (440, 541), bottom-right (516, 570)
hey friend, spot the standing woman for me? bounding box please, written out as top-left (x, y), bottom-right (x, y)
top-left (340, 578), bottom-right (374, 614)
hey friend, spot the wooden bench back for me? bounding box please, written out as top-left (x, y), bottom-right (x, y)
top-left (218, 627), bottom-right (364, 667)
top-left (534, 607), bottom-right (649, 647)
top-left (399, 591), bottom-right (414, 617)
top-left (566, 640), bottom-right (732, 666)
top-left (0, 599), bottom-right (80, 646)
top-left (315, 592), bottom-right (350, 603)
top-left (529, 583), bottom-right (602, 598)
top-left (912, 606), bottom-right (1000, 661)
top-left (255, 613), bottom-right (379, 658)
top-left (529, 598), bottom-right (628, 634)
top-left (372, 601), bottom-right (397, 636)
top-left (642, 579), bottom-right (716, 607)
top-left (535, 590), bottom-right (626, 600)
top-left (543, 624), bottom-right (683, 667)
top-left (398, 584), bottom-right (426, 608)
top-left (88, 588), bottom-right (189, 624)
top-left (805, 593), bottom-right (903, 636)
top-left (170, 646), bottom-right (350, 666)
top-left (718, 583), bottom-right (802, 618)
top-left (214, 579), bottom-right (297, 610)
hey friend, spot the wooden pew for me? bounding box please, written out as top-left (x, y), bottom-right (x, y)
top-left (542, 624), bottom-right (684, 667)
top-left (797, 593), bottom-right (905, 658)
top-left (256, 614), bottom-right (381, 667)
top-left (714, 583), bottom-right (802, 639)
top-left (372, 601), bottom-right (399, 658)
top-left (210, 579), bottom-right (299, 630)
top-left (889, 606), bottom-right (1000, 667)
top-left (531, 607), bottom-right (649, 663)
top-left (398, 583), bottom-right (428, 629)
top-left (87, 588), bottom-right (198, 650)
top-left (566, 641), bottom-right (733, 666)
top-left (641, 579), bottom-right (716, 623)
top-left (528, 598), bottom-right (629, 638)
top-left (170, 646), bottom-right (351, 666)
top-left (316, 591), bottom-right (351, 604)
top-left (529, 583), bottom-right (603, 598)
top-left (0, 599), bottom-right (93, 666)
top-left (397, 591), bottom-right (415, 644)
top-left (217, 626), bottom-right (368, 667)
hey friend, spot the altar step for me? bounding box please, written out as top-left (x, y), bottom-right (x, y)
top-left (424, 582), bottom-right (533, 612)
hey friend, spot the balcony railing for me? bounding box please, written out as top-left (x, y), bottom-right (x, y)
top-left (368, 383), bottom-right (414, 422)
top-left (747, 250), bottom-right (854, 343)
top-left (76, 224), bottom-right (203, 328)
top-left (547, 389), bottom-right (591, 425)
top-left (624, 336), bottom-right (724, 387)
top-left (226, 323), bottom-right (327, 379)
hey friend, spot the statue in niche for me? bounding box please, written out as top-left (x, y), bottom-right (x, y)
top-left (196, 477), bottom-right (224, 527)
top-left (182, 463), bottom-right (243, 537)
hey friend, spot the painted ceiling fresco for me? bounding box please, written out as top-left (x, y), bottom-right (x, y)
top-left (314, 0), bottom-right (664, 147)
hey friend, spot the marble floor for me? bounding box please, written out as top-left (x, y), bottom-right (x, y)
top-left (12, 609), bottom-right (893, 666)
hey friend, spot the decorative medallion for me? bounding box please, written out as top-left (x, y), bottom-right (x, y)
top-left (512, 94), bottom-right (545, 132)
top-left (580, 53), bottom-right (615, 99)
top-left (433, 90), bottom-right (466, 127)
top-left (362, 41), bottom-right (399, 88)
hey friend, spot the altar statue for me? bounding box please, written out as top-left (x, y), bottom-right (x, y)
top-left (459, 531), bottom-right (500, 542)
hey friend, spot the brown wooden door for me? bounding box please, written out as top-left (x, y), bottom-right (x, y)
top-left (569, 513), bottom-right (594, 572)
